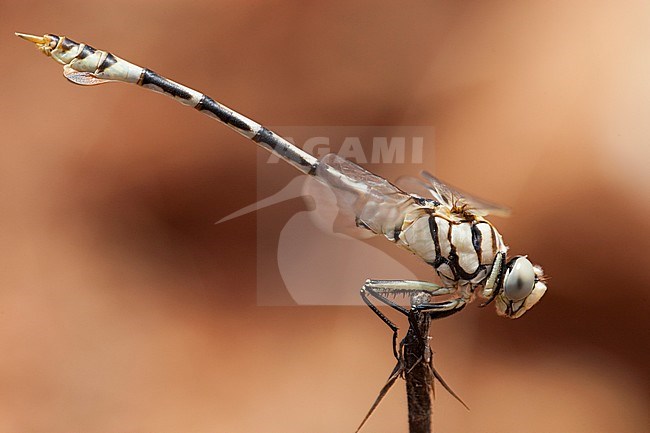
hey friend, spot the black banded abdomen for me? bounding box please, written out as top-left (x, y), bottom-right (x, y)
top-left (139, 69), bottom-right (203, 106)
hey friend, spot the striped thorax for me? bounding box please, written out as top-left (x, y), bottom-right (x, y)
top-left (395, 198), bottom-right (546, 318)
top-left (397, 207), bottom-right (506, 289)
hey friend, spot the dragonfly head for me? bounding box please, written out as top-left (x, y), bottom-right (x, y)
top-left (495, 256), bottom-right (546, 319)
top-left (16, 32), bottom-right (60, 57)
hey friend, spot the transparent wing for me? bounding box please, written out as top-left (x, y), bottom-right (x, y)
top-left (396, 171), bottom-right (511, 217)
top-left (394, 175), bottom-right (441, 203)
top-left (63, 65), bottom-right (115, 86)
top-left (421, 171), bottom-right (510, 217)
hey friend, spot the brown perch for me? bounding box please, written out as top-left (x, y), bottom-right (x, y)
top-left (357, 291), bottom-right (468, 433)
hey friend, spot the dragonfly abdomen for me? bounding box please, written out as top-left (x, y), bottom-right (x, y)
top-left (23, 33), bottom-right (319, 175)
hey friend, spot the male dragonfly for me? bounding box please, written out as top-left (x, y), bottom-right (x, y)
top-left (16, 32), bottom-right (547, 320)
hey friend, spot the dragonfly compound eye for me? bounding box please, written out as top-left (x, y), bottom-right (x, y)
top-left (503, 256), bottom-right (535, 301)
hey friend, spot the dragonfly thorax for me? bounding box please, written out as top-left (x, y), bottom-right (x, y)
top-left (396, 209), bottom-right (507, 289)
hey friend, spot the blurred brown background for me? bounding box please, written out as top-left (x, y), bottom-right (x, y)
top-left (1, 1), bottom-right (648, 432)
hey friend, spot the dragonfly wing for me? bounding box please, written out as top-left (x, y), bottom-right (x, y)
top-left (417, 171), bottom-right (511, 217)
top-left (395, 173), bottom-right (458, 208)
top-left (63, 65), bottom-right (115, 86)
top-left (302, 176), bottom-right (375, 239)
top-left (395, 175), bottom-right (444, 204)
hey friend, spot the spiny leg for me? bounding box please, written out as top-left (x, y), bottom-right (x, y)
top-left (360, 279), bottom-right (455, 360)
top-left (363, 279), bottom-right (465, 331)
top-left (360, 285), bottom-right (405, 360)
top-left (410, 290), bottom-right (470, 319)
top-left (364, 279), bottom-right (456, 299)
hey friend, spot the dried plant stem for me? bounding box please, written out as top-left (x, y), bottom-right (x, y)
top-left (403, 309), bottom-right (434, 433)
top-left (357, 290), bottom-right (467, 433)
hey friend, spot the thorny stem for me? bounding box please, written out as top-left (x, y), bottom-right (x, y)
top-left (356, 291), bottom-right (467, 433)
top-left (403, 307), bottom-right (434, 433)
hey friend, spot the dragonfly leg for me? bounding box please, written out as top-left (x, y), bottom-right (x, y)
top-left (364, 279), bottom-right (467, 320)
top-left (358, 279), bottom-right (470, 427)
top-left (410, 295), bottom-right (469, 320)
top-left (360, 279), bottom-right (457, 359)
top-left (360, 284), bottom-right (404, 360)
top-left (364, 279), bottom-right (455, 297)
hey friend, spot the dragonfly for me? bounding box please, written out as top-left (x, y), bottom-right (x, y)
top-left (16, 32), bottom-right (546, 319)
top-left (17, 31), bottom-right (548, 430)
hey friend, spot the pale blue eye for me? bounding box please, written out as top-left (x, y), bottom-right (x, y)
top-left (504, 257), bottom-right (535, 301)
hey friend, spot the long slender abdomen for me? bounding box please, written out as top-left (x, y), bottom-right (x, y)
top-left (58, 36), bottom-right (319, 175)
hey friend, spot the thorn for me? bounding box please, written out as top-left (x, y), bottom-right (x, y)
top-left (355, 362), bottom-right (403, 433)
top-left (428, 361), bottom-right (470, 410)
